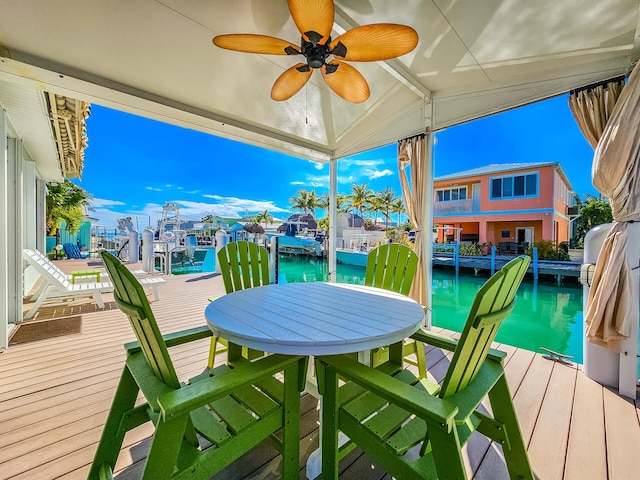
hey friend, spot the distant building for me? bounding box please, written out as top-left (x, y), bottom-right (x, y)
top-left (433, 162), bottom-right (576, 250)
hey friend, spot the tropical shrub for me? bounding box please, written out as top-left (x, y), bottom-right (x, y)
top-left (525, 240), bottom-right (571, 261)
top-left (575, 197), bottom-right (613, 247)
top-left (459, 243), bottom-right (482, 256)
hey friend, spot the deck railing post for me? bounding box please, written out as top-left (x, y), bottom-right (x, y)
top-left (454, 243), bottom-right (459, 275)
top-left (491, 246), bottom-right (496, 275)
top-left (532, 247), bottom-right (538, 281)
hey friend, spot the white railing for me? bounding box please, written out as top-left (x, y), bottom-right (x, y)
top-left (433, 198), bottom-right (480, 215)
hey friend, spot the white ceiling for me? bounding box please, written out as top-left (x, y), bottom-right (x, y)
top-left (0, 0), bottom-right (638, 177)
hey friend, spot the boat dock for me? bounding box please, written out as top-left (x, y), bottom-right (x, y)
top-left (433, 253), bottom-right (582, 284)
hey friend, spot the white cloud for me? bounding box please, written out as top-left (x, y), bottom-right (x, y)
top-left (290, 181), bottom-right (305, 185)
top-left (175, 198), bottom-right (289, 219)
top-left (341, 158), bottom-right (384, 168)
top-left (146, 186), bottom-right (162, 191)
top-left (366, 169), bottom-right (393, 180)
top-left (90, 198), bottom-right (126, 207)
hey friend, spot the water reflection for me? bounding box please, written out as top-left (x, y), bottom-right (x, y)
top-left (279, 257), bottom-right (585, 363)
top-left (432, 270), bottom-right (584, 362)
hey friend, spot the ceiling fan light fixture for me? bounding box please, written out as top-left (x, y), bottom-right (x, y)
top-left (212, 0), bottom-right (418, 103)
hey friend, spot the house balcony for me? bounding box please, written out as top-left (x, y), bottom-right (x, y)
top-left (433, 198), bottom-right (481, 215)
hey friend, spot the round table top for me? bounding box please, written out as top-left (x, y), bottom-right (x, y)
top-left (205, 282), bottom-right (425, 355)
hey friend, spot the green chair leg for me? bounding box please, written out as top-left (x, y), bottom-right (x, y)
top-left (88, 366), bottom-right (140, 480)
top-left (489, 375), bottom-right (535, 480)
top-left (282, 363), bottom-right (302, 479)
top-left (321, 364), bottom-right (340, 480)
top-left (429, 419), bottom-right (468, 479)
top-left (142, 414), bottom-right (191, 480)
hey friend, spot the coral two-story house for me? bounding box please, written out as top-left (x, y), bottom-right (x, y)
top-left (433, 162), bottom-right (575, 251)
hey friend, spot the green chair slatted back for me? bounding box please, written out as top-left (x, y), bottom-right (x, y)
top-left (365, 243), bottom-right (425, 378)
top-left (317, 255), bottom-right (533, 480)
top-left (440, 254), bottom-right (530, 397)
top-left (218, 240), bottom-right (270, 293)
top-left (364, 243), bottom-right (418, 295)
top-left (101, 251), bottom-right (180, 388)
top-left (91, 251), bottom-right (304, 480)
top-left (209, 241), bottom-right (270, 369)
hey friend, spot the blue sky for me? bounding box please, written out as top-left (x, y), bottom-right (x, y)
top-left (80, 95), bottom-right (596, 230)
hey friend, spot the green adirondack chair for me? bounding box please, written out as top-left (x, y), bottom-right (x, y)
top-left (365, 243), bottom-right (426, 379)
top-left (89, 251), bottom-right (304, 480)
top-left (317, 255), bottom-right (533, 480)
top-left (207, 240), bottom-right (271, 368)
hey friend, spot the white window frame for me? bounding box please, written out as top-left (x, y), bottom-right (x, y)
top-left (490, 172), bottom-right (539, 200)
top-left (435, 186), bottom-right (468, 203)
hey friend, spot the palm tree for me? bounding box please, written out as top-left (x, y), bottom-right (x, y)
top-left (369, 195), bottom-right (384, 228)
top-left (377, 188), bottom-right (396, 229)
top-left (337, 193), bottom-right (351, 213)
top-left (308, 189), bottom-right (320, 219)
top-left (46, 180), bottom-right (92, 243)
top-left (254, 209), bottom-right (273, 228)
top-left (289, 189), bottom-right (311, 213)
top-left (318, 192), bottom-right (352, 215)
top-left (391, 197), bottom-right (405, 228)
top-left (350, 183), bottom-right (374, 218)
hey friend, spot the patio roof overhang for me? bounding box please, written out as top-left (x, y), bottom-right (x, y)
top-left (0, 0), bottom-right (638, 169)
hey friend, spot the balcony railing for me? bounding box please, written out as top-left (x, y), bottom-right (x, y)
top-left (433, 198), bottom-right (480, 215)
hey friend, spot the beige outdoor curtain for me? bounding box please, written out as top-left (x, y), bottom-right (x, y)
top-left (398, 135), bottom-right (427, 306)
top-left (585, 62), bottom-right (640, 351)
top-left (569, 77), bottom-right (626, 148)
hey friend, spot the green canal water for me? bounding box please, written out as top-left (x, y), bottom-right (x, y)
top-left (278, 255), bottom-right (584, 363)
top-left (173, 251), bottom-right (584, 362)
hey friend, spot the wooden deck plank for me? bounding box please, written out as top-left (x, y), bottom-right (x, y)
top-left (527, 362), bottom-right (578, 479)
top-left (1, 262), bottom-right (639, 480)
top-left (471, 345), bottom-right (538, 480)
top-left (563, 372), bottom-right (607, 480)
top-left (603, 386), bottom-right (640, 480)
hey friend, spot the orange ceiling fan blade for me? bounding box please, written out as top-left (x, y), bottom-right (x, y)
top-left (287, 0), bottom-right (334, 44)
top-left (213, 34), bottom-right (300, 55)
top-left (330, 24), bottom-right (418, 61)
top-left (271, 63), bottom-right (313, 101)
top-left (321, 60), bottom-right (370, 103)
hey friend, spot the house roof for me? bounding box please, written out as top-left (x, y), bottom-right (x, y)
top-left (435, 162), bottom-right (574, 190)
top-left (0, 1), bottom-right (638, 170)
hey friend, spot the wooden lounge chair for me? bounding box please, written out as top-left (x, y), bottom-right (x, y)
top-left (89, 252), bottom-right (305, 480)
top-left (22, 249), bottom-right (164, 319)
top-left (365, 243), bottom-right (427, 379)
top-left (317, 255), bottom-right (533, 480)
top-left (208, 240), bottom-right (271, 368)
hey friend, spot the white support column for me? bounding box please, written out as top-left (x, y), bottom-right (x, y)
top-left (7, 138), bottom-right (23, 331)
top-left (35, 178), bottom-right (47, 253)
top-left (423, 131), bottom-right (434, 329)
top-left (23, 160), bottom-right (37, 250)
top-left (0, 109), bottom-right (8, 349)
top-left (23, 163), bottom-right (42, 295)
top-left (328, 159), bottom-right (337, 283)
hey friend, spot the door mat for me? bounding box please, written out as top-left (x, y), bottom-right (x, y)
top-left (9, 316), bottom-right (83, 345)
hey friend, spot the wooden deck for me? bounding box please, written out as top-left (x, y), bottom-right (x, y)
top-left (1, 258), bottom-right (639, 479)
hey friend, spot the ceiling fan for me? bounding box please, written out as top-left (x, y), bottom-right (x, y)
top-left (212, 0), bottom-right (418, 104)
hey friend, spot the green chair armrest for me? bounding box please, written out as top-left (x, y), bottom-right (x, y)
top-left (318, 355), bottom-right (457, 428)
top-left (411, 328), bottom-right (458, 352)
top-left (410, 328), bottom-right (507, 362)
top-left (158, 354), bottom-right (304, 420)
top-left (124, 326), bottom-right (212, 354)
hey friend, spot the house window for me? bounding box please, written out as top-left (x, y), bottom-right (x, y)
top-left (490, 172), bottom-right (538, 199)
top-left (436, 187), bottom-right (467, 202)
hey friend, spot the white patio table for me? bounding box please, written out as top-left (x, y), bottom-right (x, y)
top-left (204, 281), bottom-right (425, 479)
